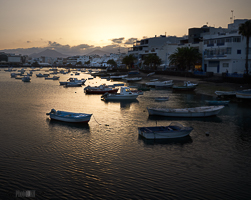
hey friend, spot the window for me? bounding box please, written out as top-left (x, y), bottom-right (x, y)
top-left (225, 37), bottom-right (232, 43)
top-left (237, 50), bottom-right (241, 54)
top-left (233, 37), bottom-right (241, 42)
top-left (226, 47), bottom-right (232, 54)
top-left (223, 63), bottom-right (229, 67)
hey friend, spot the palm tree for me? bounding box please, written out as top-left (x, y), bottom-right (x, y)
top-left (169, 47), bottom-right (202, 71)
top-left (122, 54), bottom-right (136, 69)
top-left (239, 20), bottom-right (251, 74)
top-left (143, 54), bottom-right (161, 70)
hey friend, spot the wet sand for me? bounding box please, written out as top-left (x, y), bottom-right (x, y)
top-left (137, 72), bottom-right (249, 97)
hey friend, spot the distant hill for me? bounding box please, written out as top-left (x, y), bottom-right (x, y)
top-left (29, 49), bottom-right (69, 58)
top-left (85, 50), bottom-right (110, 56)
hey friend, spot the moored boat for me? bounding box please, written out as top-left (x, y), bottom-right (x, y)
top-left (64, 82), bottom-right (82, 87)
top-left (138, 122), bottom-right (193, 139)
top-left (215, 91), bottom-right (236, 98)
top-left (147, 105), bottom-right (224, 117)
top-left (172, 81), bottom-right (197, 91)
top-left (84, 84), bottom-right (118, 94)
top-left (146, 80), bottom-right (173, 87)
top-left (45, 76), bottom-right (60, 80)
top-left (36, 73), bottom-right (50, 77)
top-left (235, 89), bottom-right (251, 99)
top-left (101, 86), bottom-right (138, 100)
top-left (22, 75), bottom-right (31, 82)
top-left (205, 100), bottom-right (229, 105)
top-left (46, 109), bottom-right (92, 123)
top-left (155, 97), bottom-right (169, 101)
top-left (124, 77), bottom-right (142, 82)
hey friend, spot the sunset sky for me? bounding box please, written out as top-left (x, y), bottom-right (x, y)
top-left (0, 0), bottom-right (251, 55)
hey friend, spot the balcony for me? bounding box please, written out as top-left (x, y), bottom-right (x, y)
top-left (207, 44), bottom-right (214, 47)
top-left (217, 42), bottom-right (225, 46)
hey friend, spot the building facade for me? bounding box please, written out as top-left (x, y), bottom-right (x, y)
top-left (203, 19), bottom-right (251, 74)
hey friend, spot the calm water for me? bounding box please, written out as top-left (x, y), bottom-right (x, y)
top-left (0, 68), bottom-right (251, 199)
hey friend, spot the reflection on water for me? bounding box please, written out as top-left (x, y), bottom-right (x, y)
top-left (147, 115), bottom-right (223, 123)
top-left (47, 119), bottom-right (90, 131)
top-left (101, 99), bottom-right (139, 109)
top-left (1, 70), bottom-right (251, 199)
top-left (138, 135), bottom-right (193, 146)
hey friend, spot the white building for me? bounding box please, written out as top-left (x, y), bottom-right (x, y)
top-left (203, 19), bottom-right (251, 74)
top-left (128, 35), bottom-right (184, 68)
top-left (8, 55), bottom-right (21, 63)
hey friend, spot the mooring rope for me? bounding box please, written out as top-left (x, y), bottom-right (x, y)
top-left (92, 114), bottom-right (101, 125)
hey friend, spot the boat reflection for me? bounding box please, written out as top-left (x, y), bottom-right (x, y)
top-left (147, 115), bottom-right (223, 123)
top-left (138, 135), bottom-right (193, 146)
top-left (102, 99), bottom-right (139, 109)
top-left (47, 119), bottom-right (90, 131)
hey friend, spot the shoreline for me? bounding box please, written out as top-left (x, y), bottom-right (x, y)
top-left (136, 72), bottom-right (250, 97)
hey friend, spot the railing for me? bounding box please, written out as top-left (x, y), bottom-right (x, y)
top-left (217, 43), bottom-right (225, 46)
top-left (207, 44), bottom-right (214, 47)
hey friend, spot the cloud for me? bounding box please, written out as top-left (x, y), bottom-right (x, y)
top-left (124, 38), bottom-right (137, 45)
top-left (111, 37), bottom-right (125, 44)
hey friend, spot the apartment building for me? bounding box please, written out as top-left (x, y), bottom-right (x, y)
top-left (128, 35), bottom-right (184, 68)
top-left (203, 19), bottom-right (251, 74)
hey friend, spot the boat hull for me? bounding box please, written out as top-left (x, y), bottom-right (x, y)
top-left (85, 89), bottom-right (118, 94)
top-left (205, 100), bottom-right (229, 105)
top-left (236, 90), bottom-right (251, 99)
top-left (138, 126), bottom-right (193, 139)
top-left (48, 112), bottom-right (92, 123)
top-left (147, 106), bottom-right (224, 117)
top-left (103, 94), bottom-right (138, 100)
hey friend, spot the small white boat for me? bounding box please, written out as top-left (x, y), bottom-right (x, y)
top-left (68, 78), bottom-right (86, 85)
top-left (215, 91), bottom-right (236, 97)
top-left (84, 84), bottom-right (118, 94)
top-left (36, 73), bottom-right (50, 77)
top-left (64, 82), bottom-right (82, 87)
top-left (45, 76), bottom-right (60, 80)
top-left (110, 74), bottom-right (128, 79)
top-left (46, 109), bottom-right (92, 123)
top-left (22, 75), bottom-right (31, 82)
top-left (146, 80), bottom-right (173, 87)
top-left (138, 122), bottom-right (193, 139)
top-left (101, 86), bottom-right (138, 100)
top-left (147, 72), bottom-right (155, 76)
top-left (155, 97), bottom-right (169, 101)
top-left (124, 77), bottom-right (142, 82)
top-left (147, 106), bottom-right (224, 117)
top-left (236, 89), bottom-right (251, 99)
top-left (172, 81), bottom-right (197, 91)
top-left (10, 73), bottom-right (17, 78)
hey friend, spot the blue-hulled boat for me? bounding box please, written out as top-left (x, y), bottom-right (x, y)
top-left (46, 109), bottom-right (92, 123)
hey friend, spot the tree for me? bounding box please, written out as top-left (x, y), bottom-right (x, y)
top-left (76, 61), bottom-right (82, 66)
top-left (143, 54), bottom-right (161, 69)
top-left (122, 54), bottom-right (136, 69)
top-left (169, 47), bottom-right (202, 71)
top-left (84, 60), bottom-right (90, 65)
top-left (107, 59), bottom-right (117, 67)
top-left (31, 61), bottom-right (40, 67)
top-left (239, 20), bottom-right (251, 74)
